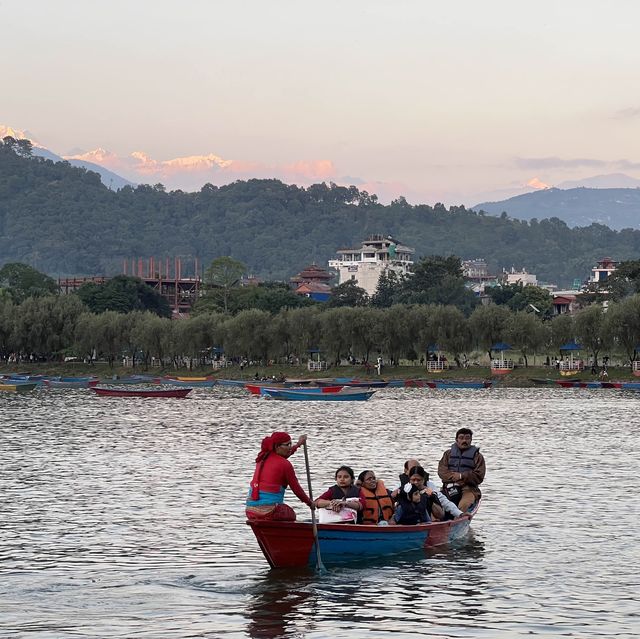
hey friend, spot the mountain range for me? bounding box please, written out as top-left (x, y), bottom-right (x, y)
top-left (473, 187), bottom-right (640, 231)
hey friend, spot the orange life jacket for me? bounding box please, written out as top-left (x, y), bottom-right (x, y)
top-left (361, 480), bottom-right (394, 524)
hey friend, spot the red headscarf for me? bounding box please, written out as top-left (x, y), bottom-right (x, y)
top-left (255, 431), bottom-right (292, 463)
top-left (251, 431), bottom-right (293, 500)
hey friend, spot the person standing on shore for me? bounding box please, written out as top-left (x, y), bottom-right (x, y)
top-left (437, 428), bottom-right (485, 512)
top-left (246, 431), bottom-right (313, 521)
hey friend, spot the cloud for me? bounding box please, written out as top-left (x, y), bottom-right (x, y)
top-left (514, 156), bottom-right (640, 171)
top-left (613, 107), bottom-right (640, 120)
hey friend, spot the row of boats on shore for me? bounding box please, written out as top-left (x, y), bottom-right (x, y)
top-left (3, 372), bottom-right (640, 398)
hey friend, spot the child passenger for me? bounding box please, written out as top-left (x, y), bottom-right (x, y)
top-left (390, 484), bottom-right (430, 525)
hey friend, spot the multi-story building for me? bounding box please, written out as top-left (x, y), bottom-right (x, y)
top-left (328, 234), bottom-right (414, 295)
top-left (503, 267), bottom-right (538, 286)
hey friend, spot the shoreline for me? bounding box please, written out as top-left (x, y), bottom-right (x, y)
top-left (1, 363), bottom-right (635, 387)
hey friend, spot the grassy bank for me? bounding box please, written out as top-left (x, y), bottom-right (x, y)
top-left (1, 362), bottom-right (636, 387)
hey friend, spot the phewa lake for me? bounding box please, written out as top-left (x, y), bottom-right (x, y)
top-left (0, 385), bottom-right (637, 638)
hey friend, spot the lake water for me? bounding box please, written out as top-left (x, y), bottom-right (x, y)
top-left (0, 386), bottom-right (638, 638)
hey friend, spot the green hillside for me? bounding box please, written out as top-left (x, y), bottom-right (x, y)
top-left (2, 138), bottom-right (640, 286)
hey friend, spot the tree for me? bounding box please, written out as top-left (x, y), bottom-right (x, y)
top-left (398, 256), bottom-right (478, 313)
top-left (468, 304), bottom-right (512, 359)
top-left (0, 263), bottom-right (58, 303)
top-left (573, 304), bottom-right (610, 367)
top-left (371, 270), bottom-right (402, 308)
top-left (76, 275), bottom-right (171, 317)
top-left (431, 305), bottom-right (472, 367)
top-left (549, 313), bottom-right (574, 354)
top-left (223, 309), bottom-right (272, 362)
top-left (328, 280), bottom-right (369, 308)
top-left (603, 296), bottom-right (640, 365)
top-left (487, 283), bottom-right (553, 318)
top-left (204, 257), bottom-right (247, 313)
top-left (505, 311), bottom-right (548, 367)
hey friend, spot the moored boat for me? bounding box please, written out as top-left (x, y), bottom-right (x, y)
top-left (45, 378), bottom-right (99, 388)
top-left (247, 504), bottom-right (478, 568)
top-left (245, 384), bottom-right (343, 395)
top-left (261, 388), bottom-right (375, 401)
top-left (0, 382), bottom-right (38, 393)
top-left (159, 377), bottom-right (217, 387)
top-left (426, 380), bottom-right (493, 389)
top-left (92, 386), bottom-right (192, 398)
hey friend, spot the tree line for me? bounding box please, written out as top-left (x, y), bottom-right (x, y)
top-left (2, 291), bottom-right (640, 370)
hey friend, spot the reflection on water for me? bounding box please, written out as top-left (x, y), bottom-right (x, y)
top-left (0, 387), bottom-right (638, 637)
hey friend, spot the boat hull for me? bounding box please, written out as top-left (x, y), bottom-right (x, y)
top-left (0, 382), bottom-right (38, 393)
top-left (92, 387), bottom-right (192, 398)
top-left (262, 388), bottom-right (375, 401)
top-left (248, 510), bottom-right (475, 568)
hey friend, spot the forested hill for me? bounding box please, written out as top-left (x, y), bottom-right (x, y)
top-left (3, 140), bottom-right (640, 286)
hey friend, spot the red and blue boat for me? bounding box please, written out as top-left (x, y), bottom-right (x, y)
top-left (245, 383), bottom-right (344, 395)
top-left (248, 505), bottom-right (478, 568)
top-left (261, 388), bottom-right (375, 401)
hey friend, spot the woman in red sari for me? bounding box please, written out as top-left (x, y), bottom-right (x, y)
top-left (245, 431), bottom-right (313, 521)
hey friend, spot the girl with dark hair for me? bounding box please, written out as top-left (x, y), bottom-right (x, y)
top-left (315, 466), bottom-right (366, 523)
top-left (391, 483), bottom-right (430, 525)
top-left (358, 469), bottom-right (395, 525)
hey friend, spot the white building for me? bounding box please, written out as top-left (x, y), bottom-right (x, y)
top-left (588, 257), bottom-right (617, 285)
top-left (503, 267), bottom-right (538, 286)
top-left (328, 234), bottom-right (414, 295)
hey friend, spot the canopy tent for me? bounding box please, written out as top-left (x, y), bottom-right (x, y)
top-left (559, 341), bottom-right (582, 351)
top-left (491, 342), bottom-right (512, 352)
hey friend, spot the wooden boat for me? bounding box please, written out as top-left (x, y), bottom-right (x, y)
top-left (621, 381), bottom-right (640, 390)
top-left (217, 379), bottom-right (250, 387)
top-left (101, 375), bottom-right (158, 385)
top-left (92, 386), bottom-right (192, 398)
top-left (261, 388), bottom-right (376, 401)
top-left (0, 382), bottom-right (38, 393)
top-left (45, 378), bottom-right (99, 388)
top-left (529, 378), bottom-right (555, 385)
top-left (341, 379), bottom-right (389, 388)
top-left (426, 380), bottom-right (493, 389)
top-left (160, 377), bottom-right (217, 387)
top-left (173, 376), bottom-right (213, 382)
top-left (248, 504), bottom-right (479, 568)
top-left (245, 384), bottom-right (343, 395)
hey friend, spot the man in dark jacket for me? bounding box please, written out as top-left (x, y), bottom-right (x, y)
top-left (437, 428), bottom-right (485, 512)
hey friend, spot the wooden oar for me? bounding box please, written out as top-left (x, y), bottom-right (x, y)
top-left (303, 441), bottom-right (326, 574)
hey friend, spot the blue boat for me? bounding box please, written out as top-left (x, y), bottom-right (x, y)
top-left (217, 379), bottom-right (250, 387)
top-left (159, 378), bottom-right (217, 387)
top-left (248, 503), bottom-right (479, 568)
top-left (621, 382), bottom-right (640, 390)
top-left (261, 388), bottom-right (375, 401)
top-left (430, 380), bottom-right (493, 389)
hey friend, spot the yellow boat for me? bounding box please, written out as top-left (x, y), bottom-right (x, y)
top-left (0, 382), bottom-right (38, 393)
top-left (173, 376), bottom-right (211, 382)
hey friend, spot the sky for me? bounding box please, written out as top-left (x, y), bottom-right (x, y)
top-left (2, 0), bottom-right (640, 205)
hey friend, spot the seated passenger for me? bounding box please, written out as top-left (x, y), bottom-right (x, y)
top-left (315, 466), bottom-right (366, 523)
top-left (406, 465), bottom-right (463, 521)
top-left (357, 470), bottom-right (395, 525)
top-left (390, 458), bottom-right (421, 500)
top-left (391, 484), bottom-right (430, 525)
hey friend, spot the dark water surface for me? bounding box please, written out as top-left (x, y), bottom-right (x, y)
top-left (1, 386), bottom-right (638, 638)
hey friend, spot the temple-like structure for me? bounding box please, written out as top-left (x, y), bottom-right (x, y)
top-left (290, 264), bottom-right (333, 301)
top-left (328, 234), bottom-right (414, 295)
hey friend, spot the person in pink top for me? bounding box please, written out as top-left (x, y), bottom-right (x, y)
top-left (246, 431), bottom-right (313, 521)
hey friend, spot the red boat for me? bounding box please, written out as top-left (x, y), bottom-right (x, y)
top-left (92, 386), bottom-right (192, 398)
top-left (248, 504), bottom-right (479, 568)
